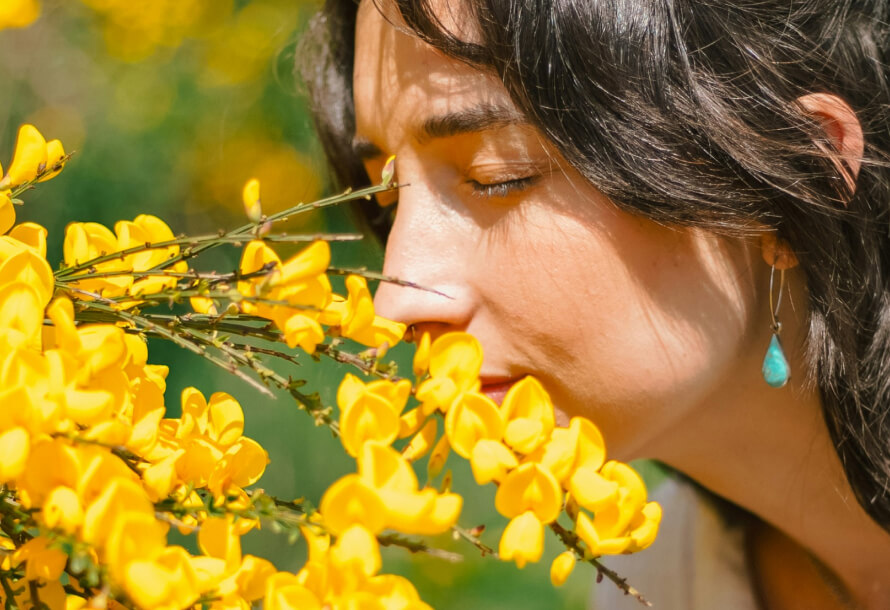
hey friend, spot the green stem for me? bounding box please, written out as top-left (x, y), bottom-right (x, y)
top-left (74, 298), bottom-right (275, 398)
top-left (148, 183), bottom-right (390, 273)
top-left (55, 230), bottom-right (364, 279)
top-left (0, 571), bottom-right (20, 610)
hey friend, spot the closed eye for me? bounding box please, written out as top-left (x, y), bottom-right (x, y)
top-left (467, 175), bottom-right (540, 198)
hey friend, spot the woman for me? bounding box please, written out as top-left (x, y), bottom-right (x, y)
top-left (300, 0), bottom-right (890, 607)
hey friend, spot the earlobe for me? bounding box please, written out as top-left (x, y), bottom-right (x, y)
top-left (761, 232), bottom-right (798, 270)
top-left (795, 92), bottom-right (864, 194)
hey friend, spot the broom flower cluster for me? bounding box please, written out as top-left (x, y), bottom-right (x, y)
top-left (327, 332), bottom-right (662, 584)
top-left (0, 122), bottom-right (660, 609)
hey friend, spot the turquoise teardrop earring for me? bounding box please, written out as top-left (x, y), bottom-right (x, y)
top-left (762, 264), bottom-right (790, 388)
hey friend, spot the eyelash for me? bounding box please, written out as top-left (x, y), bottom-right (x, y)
top-left (467, 175), bottom-right (539, 198)
top-left (376, 175), bottom-right (539, 215)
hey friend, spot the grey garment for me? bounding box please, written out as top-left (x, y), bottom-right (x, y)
top-left (589, 476), bottom-right (760, 610)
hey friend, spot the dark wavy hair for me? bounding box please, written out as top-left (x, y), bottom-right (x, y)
top-left (297, 0), bottom-right (890, 530)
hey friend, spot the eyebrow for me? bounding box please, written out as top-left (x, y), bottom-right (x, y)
top-left (351, 103), bottom-right (526, 160)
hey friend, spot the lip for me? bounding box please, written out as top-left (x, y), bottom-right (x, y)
top-left (479, 377), bottom-right (522, 405)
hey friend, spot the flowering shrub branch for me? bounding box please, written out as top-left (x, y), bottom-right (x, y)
top-left (0, 119), bottom-right (662, 610)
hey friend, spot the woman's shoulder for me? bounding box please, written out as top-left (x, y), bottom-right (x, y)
top-left (589, 470), bottom-right (760, 609)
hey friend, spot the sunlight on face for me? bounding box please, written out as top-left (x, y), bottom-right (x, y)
top-left (353, 0), bottom-right (769, 460)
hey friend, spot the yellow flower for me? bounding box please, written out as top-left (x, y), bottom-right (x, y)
top-left (209, 437), bottom-right (269, 494)
top-left (242, 178), bottom-right (262, 222)
top-left (500, 376), bottom-right (555, 455)
top-left (82, 478), bottom-right (155, 548)
top-left (264, 573), bottom-right (322, 610)
top-left (524, 426), bottom-right (578, 485)
top-left (571, 416), bottom-right (606, 471)
top-left (415, 332), bottom-right (482, 414)
top-left (624, 501), bottom-right (662, 553)
top-left (340, 389), bottom-right (402, 457)
top-left (426, 433), bottom-right (450, 481)
top-left (358, 442), bottom-right (461, 535)
top-left (237, 240), bottom-right (332, 353)
top-left (575, 510), bottom-right (630, 556)
top-left (429, 332), bottom-right (483, 391)
top-left (124, 547), bottom-right (201, 610)
top-left (114, 214), bottom-right (185, 295)
top-left (37, 139), bottom-right (66, 183)
top-left (330, 524), bottom-right (381, 579)
top-left (0, 242), bottom-right (54, 308)
top-left (360, 574), bottom-right (430, 610)
top-left (494, 462), bottom-right (562, 524)
top-left (338, 374), bottom-right (411, 415)
top-left (568, 467), bottom-right (620, 513)
top-left (470, 439), bottom-right (518, 485)
top-left (105, 511), bottom-right (168, 582)
top-left (412, 331), bottom-right (431, 377)
top-left (0, 193), bottom-right (14, 235)
top-left (0, 282), bottom-right (44, 350)
top-left (235, 555), bottom-right (277, 602)
top-left (198, 516), bottom-right (242, 572)
top-left (190, 295), bottom-right (218, 315)
top-left (572, 461), bottom-right (661, 556)
top-left (499, 510), bottom-right (544, 569)
top-left (319, 474), bottom-right (386, 535)
top-left (62, 222), bottom-right (133, 296)
top-left (12, 536), bottom-right (67, 581)
top-left (42, 486), bottom-right (83, 533)
top-left (0, 0), bottom-right (40, 31)
top-left (8, 222), bottom-right (48, 258)
top-left (207, 391), bottom-right (245, 446)
top-left (401, 418), bottom-right (437, 462)
top-left (17, 438), bottom-right (80, 508)
top-left (398, 406), bottom-right (426, 439)
top-left (0, 124), bottom-right (46, 188)
top-left (280, 313), bottom-right (325, 353)
top-left (444, 391), bottom-right (503, 458)
top-left (550, 551), bottom-right (576, 587)
top-left (277, 241), bottom-right (330, 286)
top-left (0, 427), bottom-right (29, 483)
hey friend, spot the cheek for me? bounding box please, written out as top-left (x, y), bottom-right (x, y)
top-left (476, 198), bottom-right (759, 452)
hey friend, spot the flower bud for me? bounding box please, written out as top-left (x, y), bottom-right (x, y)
top-left (242, 178), bottom-right (262, 223)
top-left (550, 551), bottom-right (576, 587)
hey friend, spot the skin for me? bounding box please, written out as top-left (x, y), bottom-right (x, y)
top-left (353, 1), bottom-right (890, 607)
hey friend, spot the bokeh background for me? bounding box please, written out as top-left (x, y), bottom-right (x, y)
top-left (0, 1), bottom-right (664, 607)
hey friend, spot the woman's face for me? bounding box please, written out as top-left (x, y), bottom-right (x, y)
top-left (353, 1), bottom-right (773, 460)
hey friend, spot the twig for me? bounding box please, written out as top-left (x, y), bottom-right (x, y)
top-left (452, 524), bottom-right (498, 558)
top-left (327, 267), bottom-right (453, 299)
top-left (548, 521), bottom-right (651, 606)
top-left (314, 343), bottom-right (403, 381)
top-left (73, 299), bottom-right (275, 398)
top-left (55, 231), bottom-right (364, 279)
top-left (378, 533), bottom-right (463, 562)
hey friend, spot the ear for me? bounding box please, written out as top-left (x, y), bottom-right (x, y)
top-left (795, 93), bottom-right (864, 194)
top-left (761, 232), bottom-right (799, 270)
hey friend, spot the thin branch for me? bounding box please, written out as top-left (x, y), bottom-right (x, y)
top-left (55, 231), bottom-right (364, 279)
top-left (548, 521), bottom-right (651, 606)
top-left (73, 299), bottom-right (275, 398)
top-left (452, 524), bottom-right (498, 558)
top-left (327, 267), bottom-right (453, 299)
top-left (314, 343), bottom-right (403, 381)
top-left (147, 183), bottom-right (392, 273)
top-left (378, 533), bottom-right (463, 562)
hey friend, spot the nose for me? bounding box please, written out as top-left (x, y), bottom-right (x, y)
top-left (372, 179), bottom-right (476, 336)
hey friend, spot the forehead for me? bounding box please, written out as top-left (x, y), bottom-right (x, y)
top-left (353, 0), bottom-right (516, 145)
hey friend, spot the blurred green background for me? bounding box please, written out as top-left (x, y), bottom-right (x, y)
top-left (0, 1), bottom-right (640, 606)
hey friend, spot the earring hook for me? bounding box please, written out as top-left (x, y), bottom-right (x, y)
top-left (768, 264), bottom-right (785, 334)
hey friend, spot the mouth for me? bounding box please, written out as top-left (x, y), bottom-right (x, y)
top-left (479, 377), bottom-right (523, 405)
